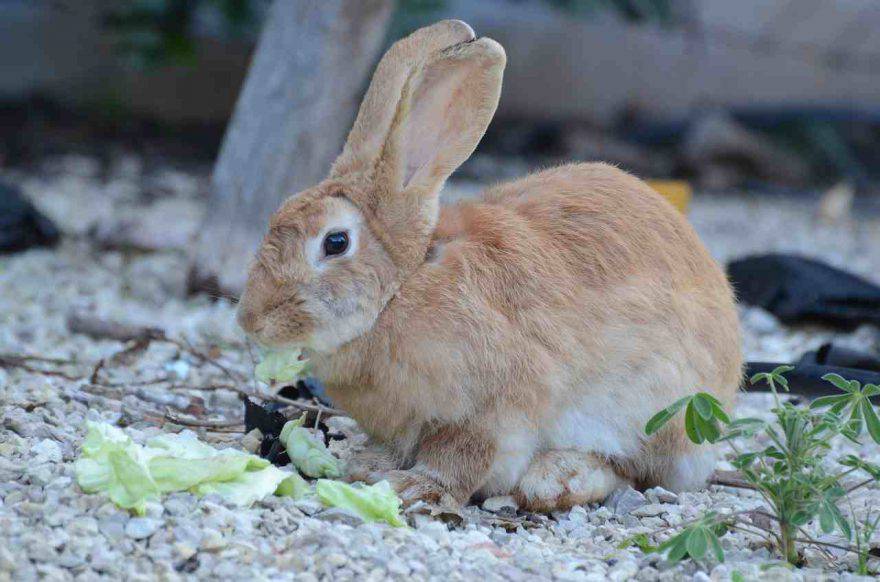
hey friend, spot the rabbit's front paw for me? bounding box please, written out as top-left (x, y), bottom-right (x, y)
top-left (345, 444), bottom-right (401, 484)
top-left (384, 469), bottom-right (458, 508)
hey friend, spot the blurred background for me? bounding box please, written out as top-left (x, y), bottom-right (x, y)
top-left (2, 0), bottom-right (880, 365)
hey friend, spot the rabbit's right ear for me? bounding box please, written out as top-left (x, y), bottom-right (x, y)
top-left (330, 20), bottom-right (475, 178)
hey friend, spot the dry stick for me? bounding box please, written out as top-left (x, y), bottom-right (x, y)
top-left (709, 469), bottom-right (757, 490)
top-left (796, 526), bottom-right (841, 566)
top-left (272, 393), bottom-right (346, 418)
top-left (164, 409), bottom-right (245, 430)
top-left (89, 358), bottom-right (105, 384)
top-left (66, 314), bottom-right (164, 343)
top-left (0, 355), bottom-right (83, 380)
top-left (846, 478), bottom-right (876, 494)
top-left (0, 352), bottom-right (77, 365)
top-left (66, 312), bottom-right (247, 383)
top-left (24, 313), bottom-right (347, 422)
top-left (191, 380), bottom-right (348, 418)
top-left (174, 336), bottom-right (247, 384)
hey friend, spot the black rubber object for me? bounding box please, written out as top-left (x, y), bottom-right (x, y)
top-left (728, 254), bottom-right (880, 329)
top-left (0, 181), bottom-right (60, 253)
top-left (744, 361), bottom-right (880, 399)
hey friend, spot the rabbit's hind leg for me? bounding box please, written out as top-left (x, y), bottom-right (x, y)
top-left (513, 450), bottom-right (629, 512)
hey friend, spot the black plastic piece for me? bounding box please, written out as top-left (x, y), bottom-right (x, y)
top-left (0, 181), bottom-right (60, 254)
top-left (745, 361), bottom-right (880, 400)
top-left (728, 254), bottom-right (880, 329)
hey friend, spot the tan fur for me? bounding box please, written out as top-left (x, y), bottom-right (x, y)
top-left (237, 21), bottom-right (743, 511)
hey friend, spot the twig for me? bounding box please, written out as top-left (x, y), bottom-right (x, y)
top-left (0, 352), bottom-right (76, 365)
top-left (271, 393), bottom-right (346, 418)
top-left (172, 336), bottom-right (247, 384)
top-left (846, 478), bottom-right (876, 494)
top-left (0, 355), bottom-right (82, 380)
top-left (164, 410), bottom-right (245, 430)
top-left (797, 526), bottom-right (841, 566)
top-left (793, 536), bottom-right (862, 556)
top-left (185, 381), bottom-right (349, 418)
top-left (67, 314), bottom-right (164, 343)
top-left (725, 522), bottom-right (774, 544)
top-left (710, 470), bottom-right (758, 490)
top-left (89, 358), bottom-right (105, 384)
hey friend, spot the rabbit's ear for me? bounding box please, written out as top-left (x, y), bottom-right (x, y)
top-left (388, 37), bottom-right (505, 194)
top-left (331, 20), bottom-right (475, 179)
top-left (373, 38), bottom-right (506, 271)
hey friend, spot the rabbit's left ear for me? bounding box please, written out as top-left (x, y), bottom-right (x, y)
top-left (373, 38), bottom-right (506, 271)
top-left (387, 38), bottom-right (505, 194)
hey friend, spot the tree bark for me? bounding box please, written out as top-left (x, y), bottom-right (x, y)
top-left (189, 0), bottom-right (394, 295)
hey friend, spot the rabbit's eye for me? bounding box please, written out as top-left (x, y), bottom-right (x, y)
top-left (323, 231), bottom-right (349, 257)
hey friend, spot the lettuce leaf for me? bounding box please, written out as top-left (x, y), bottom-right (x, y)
top-left (255, 349), bottom-right (309, 384)
top-left (316, 480), bottom-right (405, 527)
top-left (280, 414), bottom-right (342, 478)
top-left (74, 421), bottom-right (307, 513)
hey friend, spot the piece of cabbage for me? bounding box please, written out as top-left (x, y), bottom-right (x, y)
top-left (254, 348), bottom-right (309, 384)
top-left (316, 480), bottom-right (406, 527)
top-left (74, 421), bottom-right (307, 514)
top-left (280, 414), bottom-right (342, 478)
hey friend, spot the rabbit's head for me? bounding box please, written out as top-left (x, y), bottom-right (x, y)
top-left (237, 21), bottom-right (505, 352)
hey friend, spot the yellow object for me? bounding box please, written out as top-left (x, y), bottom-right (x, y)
top-left (647, 180), bottom-right (692, 213)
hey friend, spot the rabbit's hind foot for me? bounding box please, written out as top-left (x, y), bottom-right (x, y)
top-left (513, 450), bottom-right (629, 512)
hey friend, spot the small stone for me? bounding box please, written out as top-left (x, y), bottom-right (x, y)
top-left (317, 507), bottom-right (365, 527)
top-left (124, 517), bottom-right (162, 540)
top-left (741, 307), bottom-right (780, 335)
top-left (200, 528), bottom-right (226, 551)
top-left (630, 504), bottom-right (666, 518)
top-left (99, 513), bottom-right (129, 542)
top-left (26, 463), bottom-right (54, 486)
top-left (481, 495), bottom-right (518, 513)
top-left (568, 505), bottom-right (589, 524)
top-left (174, 542), bottom-right (198, 560)
top-left (645, 486), bottom-right (679, 504)
top-left (608, 559), bottom-right (639, 582)
top-left (241, 429), bottom-right (263, 454)
top-left (30, 439), bottom-right (63, 463)
top-left (293, 497), bottom-right (324, 516)
top-left (0, 547), bottom-right (16, 571)
top-left (325, 553), bottom-right (348, 568)
top-left (603, 486), bottom-right (647, 515)
top-left (56, 550), bottom-right (86, 569)
top-left (164, 495), bottom-right (195, 517)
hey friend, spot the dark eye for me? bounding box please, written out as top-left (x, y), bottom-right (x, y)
top-left (323, 231), bottom-right (349, 257)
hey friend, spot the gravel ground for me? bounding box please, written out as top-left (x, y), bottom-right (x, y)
top-left (2, 156), bottom-right (880, 580)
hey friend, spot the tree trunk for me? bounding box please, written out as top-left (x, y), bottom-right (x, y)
top-left (189, 0), bottom-right (393, 295)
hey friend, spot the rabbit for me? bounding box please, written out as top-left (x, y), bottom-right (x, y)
top-left (236, 20), bottom-right (743, 511)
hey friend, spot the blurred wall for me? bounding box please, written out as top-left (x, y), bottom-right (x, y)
top-left (2, 0), bottom-right (879, 125)
top-left (443, 0), bottom-right (880, 126)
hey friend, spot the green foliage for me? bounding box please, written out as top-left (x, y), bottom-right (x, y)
top-left (110, 0), bottom-right (679, 67)
top-left (645, 392), bottom-right (729, 443)
top-left (642, 369), bottom-right (880, 572)
top-left (656, 513), bottom-right (727, 564)
top-left (853, 508), bottom-right (880, 575)
top-left (104, 0), bottom-right (263, 67)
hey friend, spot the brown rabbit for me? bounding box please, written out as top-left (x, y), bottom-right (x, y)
top-left (237, 20), bottom-right (742, 511)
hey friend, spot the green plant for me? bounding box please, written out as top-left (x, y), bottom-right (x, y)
top-left (108, 0), bottom-right (679, 67)
top-left (104, 0), bottom-right (263, 67)
top-left (635, 367), bottom-right (880, 572)
top-left (852, 507), bottom-right (880, 576)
